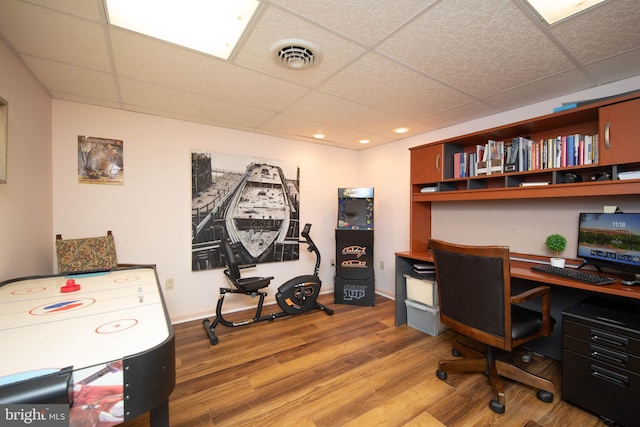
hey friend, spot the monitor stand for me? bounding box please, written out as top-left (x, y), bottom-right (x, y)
top-left (576, 259), bottom-right (602, 272)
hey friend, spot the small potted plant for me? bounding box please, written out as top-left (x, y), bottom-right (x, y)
top-left (545, 233), bottom-right (567, 268)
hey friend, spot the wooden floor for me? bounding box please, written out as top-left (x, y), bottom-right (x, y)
top-left (121, 293), bottom-right (605, 426)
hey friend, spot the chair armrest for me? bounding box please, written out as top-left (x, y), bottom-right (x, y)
top-left (510, 285), bottom-right (549, 304)
top-left (510, 285), bottom-right (552, 335)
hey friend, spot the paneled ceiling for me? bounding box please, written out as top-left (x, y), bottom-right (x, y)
top-left (1, 0), bottom-right (639, 150)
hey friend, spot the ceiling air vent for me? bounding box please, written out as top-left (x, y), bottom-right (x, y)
top-left (272, 39), bottom-right (322, 69)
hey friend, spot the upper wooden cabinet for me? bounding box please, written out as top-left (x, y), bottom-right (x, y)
top-left (599, 97), bottom-right (640, 166)
top-left (410, 144), bottom-right (443, 184)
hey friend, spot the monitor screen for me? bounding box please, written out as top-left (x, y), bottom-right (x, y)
top-left (577, 212), bottom-right (640, 276)
top-left (337, 198), bottom-right (373, 229)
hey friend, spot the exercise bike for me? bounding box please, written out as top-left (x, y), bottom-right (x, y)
top-left (203, 223), bottom-right (334, 345)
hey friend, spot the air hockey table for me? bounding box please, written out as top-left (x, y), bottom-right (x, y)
top-left (0, 266), bottom-right (175, 426)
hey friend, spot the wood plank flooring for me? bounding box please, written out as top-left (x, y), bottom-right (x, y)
top-left (121, 293), bottom-right (606, 426)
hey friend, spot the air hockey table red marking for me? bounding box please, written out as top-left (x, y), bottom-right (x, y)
top-left (96, 319), bottom-right (138, 334)
top-left (29, 298), bottom-right (96, 315)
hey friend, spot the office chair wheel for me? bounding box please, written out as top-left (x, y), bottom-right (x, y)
top-left (436, 369), bottom-right (447, 380)
top-left (537, 390), bottom-right (553, 403)
top-left (489, 399), bottom-right (505, 414)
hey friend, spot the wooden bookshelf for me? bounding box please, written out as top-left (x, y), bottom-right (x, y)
top-left (408, 92), bottom-right (640, 253)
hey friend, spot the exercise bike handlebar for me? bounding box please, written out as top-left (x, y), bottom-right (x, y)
top-left (301, 223), bottom-right (321, 276)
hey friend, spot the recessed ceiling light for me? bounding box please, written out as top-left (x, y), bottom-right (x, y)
top-left (525, 0), bottom-right (606, 25)
top-left (105, 0), bottom-right (260, 59)
top-left (359, 139), bottom-right (370, 144)
top-left (393, 127), bottom-right (410, 134)
top-left (312, 133), bottom-right (325, 139)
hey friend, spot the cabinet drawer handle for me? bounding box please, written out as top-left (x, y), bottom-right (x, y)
top-left (435, 154), bottom-right (441, 172)
top-left (604, 121), bottom-right (611, 149)
top-left (589, 344), bottom-right (628, 367)
top-left (591, 364), bottom-right (628, 387)
top-left (590, 328), bottom-right (628, 349)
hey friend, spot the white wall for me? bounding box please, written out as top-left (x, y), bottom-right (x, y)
top-left (0, 39), bottom-right (53, 280)
top-left (51, 102), bottom-right (359, 322)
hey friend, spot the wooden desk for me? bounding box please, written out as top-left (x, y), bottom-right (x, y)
top-left (395, 250), bottom-right (640, 327)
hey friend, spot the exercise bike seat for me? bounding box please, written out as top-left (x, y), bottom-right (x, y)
top-left (221, 237), bottom-right (273, 292)
top-left (224, 269), bottom-right (273, 292)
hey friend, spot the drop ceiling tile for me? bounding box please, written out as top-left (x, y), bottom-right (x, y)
top-left (109, 29), bottom-right (310, 112)
top-left (23, 56), bottom-right (119, 102)
top-left (259, 112), bottom-right (366, 144)
top-left (283, 91), bottom-right (409, 133)
top-left (585, 49), bottom-right (640, 84)
top-left (549, 0), bottom-right (640, 65)
top-left (320, 52), bottom-right (474, 118)
top-left (421, 101), bottom-right (499, 132)
top-left (118, 78), bottom-right (275, 128)
top-left (52, 93), bottom-right (122, 110)
top-left (0, 0), bottom-right (111, 72)
top-left (268, 0), bottom-right (438, 46)
top-left (376, 0), bottom-right (575, 98)
top-left (483, 68), bottom-right (594, 112)
top-left (20, 0), bottom-right (103, 21)
top-left (233, 5), bottom-right (367, 87)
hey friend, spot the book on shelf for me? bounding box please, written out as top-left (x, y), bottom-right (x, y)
top-left (476, 140), bottom-right (504, 175)
top-left (453, 152), bottom-right (469, 178)
top-left (448, 132), bottom-right (600, 179)
top-left (618, 171), bottom-right (640, 180)
top-left (519, 181), bottom-right (550, 187)
top-left (411, 263), bottom-right (436, 277)
top-left (552, 91), bottom-right (639, 113)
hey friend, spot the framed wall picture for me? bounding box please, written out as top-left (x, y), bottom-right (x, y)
top-left (0, 96), bottom-right (7, 184)
top-left (191, 151), bottom-right (301, 271)
top-left (77, 135), bottom-right (124, 185)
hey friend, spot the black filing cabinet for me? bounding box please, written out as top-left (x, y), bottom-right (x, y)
top-left (562, 296), bottom-right (640, 427)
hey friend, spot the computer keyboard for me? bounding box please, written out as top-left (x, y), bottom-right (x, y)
top-left (530, 264), bottom-right (616, 286)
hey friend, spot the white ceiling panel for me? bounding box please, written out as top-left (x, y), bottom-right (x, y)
top-left (23, 56), bottom-right (119, 102)
top-left (0, 0), bottom-right (111, 72)
top-left (109, 29), bottom-right (310, 111)
top-left (319, 52), bottom-right (474, 118)
top-left (549, 0), bottom-right (640, 64)
top-left (268, 0), bottom-right (439, 47)
top-left (0, 0), bottom-right (638, 150)
top-left (376, 0), bottom-right (576, 98)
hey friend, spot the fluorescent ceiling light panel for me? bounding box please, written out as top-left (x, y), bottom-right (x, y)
top-left (106, 0), bottom-right (260, 59)
top-left (525, 0), bottom-right (606, 24)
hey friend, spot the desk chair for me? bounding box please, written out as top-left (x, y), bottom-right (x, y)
top-left (56, 230), bottom-right (128, 274)
top-left (429, 239), bottom-right (555, 414)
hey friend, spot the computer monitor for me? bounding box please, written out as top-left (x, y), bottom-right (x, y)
top-left (577, 212), bottom-right (640, 282)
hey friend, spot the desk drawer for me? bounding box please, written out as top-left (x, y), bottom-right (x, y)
top-left (563, 349), bottom-right (639, 427)
top-left (563, 334), bottom-right (640, 373)
top-left (563, 318), bottom-right (640, 355)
